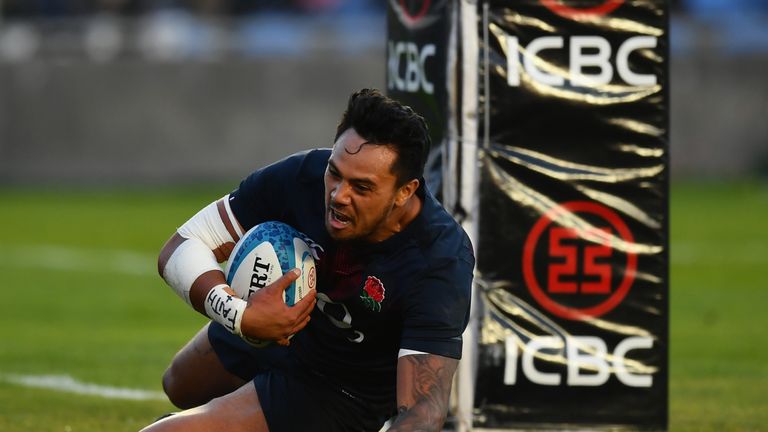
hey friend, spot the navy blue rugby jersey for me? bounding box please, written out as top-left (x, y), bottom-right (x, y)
top-left (228, 148), bottom-right (475, 406)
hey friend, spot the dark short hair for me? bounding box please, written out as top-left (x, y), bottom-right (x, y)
top-left (334, 88), bottom-right (431, 187)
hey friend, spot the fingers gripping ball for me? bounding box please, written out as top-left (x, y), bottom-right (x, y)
top-left (224, 221), bottom-right (317, 347)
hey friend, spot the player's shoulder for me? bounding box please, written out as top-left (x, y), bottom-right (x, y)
top-left (259, 148), bottom-right (330, 182)
top-left (415, 188), bottom-right (475, 268)
top-left (295, 148), bottom-right (331, 183)
top-left (230, 148), bottom-right (329, 229)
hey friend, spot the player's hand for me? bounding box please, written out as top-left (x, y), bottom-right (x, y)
top-left (238, 268), bottom-right (317, 345)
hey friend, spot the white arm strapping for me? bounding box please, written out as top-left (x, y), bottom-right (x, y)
top-left (204, 284), bottom-right (247, 335)
top-left (177, 198), bottom-right (238, 250)
top-left (222, 196), bottom-right (244, 238)
top-left (162, 197), bottom-right (236, 306)
top-left (162, 197), bottom-right (250, 335)
top-left (162, 236), bottom-right (223, 305)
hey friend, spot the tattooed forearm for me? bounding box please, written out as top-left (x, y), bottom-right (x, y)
top-left (387, 354), bottom-right (459, 432)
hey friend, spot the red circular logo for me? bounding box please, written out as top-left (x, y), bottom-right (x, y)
top-left (399, 0), bottom-right (431, 24)
top-left (523, 201), bottom-right (637, 320)
top-left (307, 266), bottom-right (316, 290)
top-left (539, 0), bottom-right (624, 19)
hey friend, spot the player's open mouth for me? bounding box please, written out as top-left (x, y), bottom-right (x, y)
top-left (328, 207), bottom-right (352, 228)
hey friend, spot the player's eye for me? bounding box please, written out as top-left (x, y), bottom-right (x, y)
top-left (327, 166), bottom-right (341, 179)
top-left (354, 184), bottom-right (372, 193)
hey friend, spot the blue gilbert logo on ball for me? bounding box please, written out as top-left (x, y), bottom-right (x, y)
top-left (224, 221), bottom-right (317, 346)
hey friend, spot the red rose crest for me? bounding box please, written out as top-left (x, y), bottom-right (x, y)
top-left (360, 276), bottom-right (385, 312)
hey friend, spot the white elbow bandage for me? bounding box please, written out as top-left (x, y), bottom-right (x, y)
top-left (162, 196), bottom-right (241, 306)
top-left (177, 197), bottom-right (242, 250)
top-left (162, 196), bottom-right (249, 335)
top-left (162, 236), bottom-right (223, 305)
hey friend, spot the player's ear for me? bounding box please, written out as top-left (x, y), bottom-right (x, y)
top-left (395, 178), bottom-right (419, 207)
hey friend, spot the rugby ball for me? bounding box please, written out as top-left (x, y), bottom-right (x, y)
top-left (224, 221), bottom-right (317, 346)
top-left (225, 221), bottom-right (317, 304)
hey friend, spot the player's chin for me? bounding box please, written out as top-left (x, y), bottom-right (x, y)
top-left (325, 222), bottom-right (358, 243)
top-left (325, 224), bottom-right (354, 241)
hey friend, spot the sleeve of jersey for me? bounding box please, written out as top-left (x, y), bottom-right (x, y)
top-left (400, 256), bottom-right (474, 359)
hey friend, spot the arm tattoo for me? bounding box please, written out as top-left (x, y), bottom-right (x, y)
top-left (388, 355), bottom-right (459, 432)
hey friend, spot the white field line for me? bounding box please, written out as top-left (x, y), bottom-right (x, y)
top-left (0, 244), bottom-right (156, 276)
top-left (671, 241), bottom-right (768, 265)
top-left (2, 373), bottom-right (166, 401)
top-left (2, 242), bottom-right (763, 274)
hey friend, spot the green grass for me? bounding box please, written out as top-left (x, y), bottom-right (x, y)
top-left (669, 181), bottom-right (768, 431)
top-left (0, 182), bottom-right (766, 431)
top-left (0, 187), bottom-right (215, 432)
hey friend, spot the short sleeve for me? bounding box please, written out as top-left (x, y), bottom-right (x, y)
top-left (399, 256), bottom-right (474, 359)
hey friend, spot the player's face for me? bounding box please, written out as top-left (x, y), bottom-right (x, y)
top-left (324, 129), bottom-right (404, 243)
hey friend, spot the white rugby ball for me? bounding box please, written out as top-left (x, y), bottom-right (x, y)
top-left (224, 221), bottom-right (317, 346)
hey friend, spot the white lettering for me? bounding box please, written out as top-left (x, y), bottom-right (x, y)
top-left (388, 41), bottom-right (406, 91)
top-left (506, 36), bottom-right (520, 86)
top-left (387, 41), bottom-right (436, 94)
top-left (614, 336), bottom-right (654, 387)
top-left (505, 35), bottom-right (658, 88)
top-left (503, 334), bottom-right (519, 384)
top-left (566, 336), bottom-right (610, 386)
top-left (526, 36), bottom-right (565, 86)
top-left (617, 36), bottom-right (658, 86)
top-left (570, 36), bottom-right (612, 86)
top-left (522, 336), bottom-right (562, 385)
top-left (504, 335), bottom-right (654, 387)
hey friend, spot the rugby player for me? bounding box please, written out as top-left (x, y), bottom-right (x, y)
top-left (141, 89), bottom-right (475, 432)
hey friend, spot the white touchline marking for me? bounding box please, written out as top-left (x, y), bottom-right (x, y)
top-left (0, 244), bottom-right (156, 276)
top-left (671, 241), bottom-right (768, 265)
top-left (2, 373), bottom-right (166, 401)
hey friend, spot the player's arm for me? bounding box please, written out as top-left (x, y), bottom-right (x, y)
top-left (158, 196), bottom-right (244, 312)
top-left (386, 353), bottom-right (459, 432)
top-left (157, 196), bottom-right (315, 343)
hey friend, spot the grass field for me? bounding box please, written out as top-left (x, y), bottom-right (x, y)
top-left (0, 181), bottom-right (766, 431)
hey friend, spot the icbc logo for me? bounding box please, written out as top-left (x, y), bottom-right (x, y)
top-left (540, 0), bottom-right (625, 19)
top-left (504, 0), bottom-right (658, 87)
top-left (523, 201), bottom-right (637, 320)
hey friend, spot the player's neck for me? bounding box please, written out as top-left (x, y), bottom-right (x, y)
top-left (365, 192), bottom-right (422, 244)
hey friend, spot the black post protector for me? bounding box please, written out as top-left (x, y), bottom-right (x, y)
top-left (473, 0), bottom-right (669, 429)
